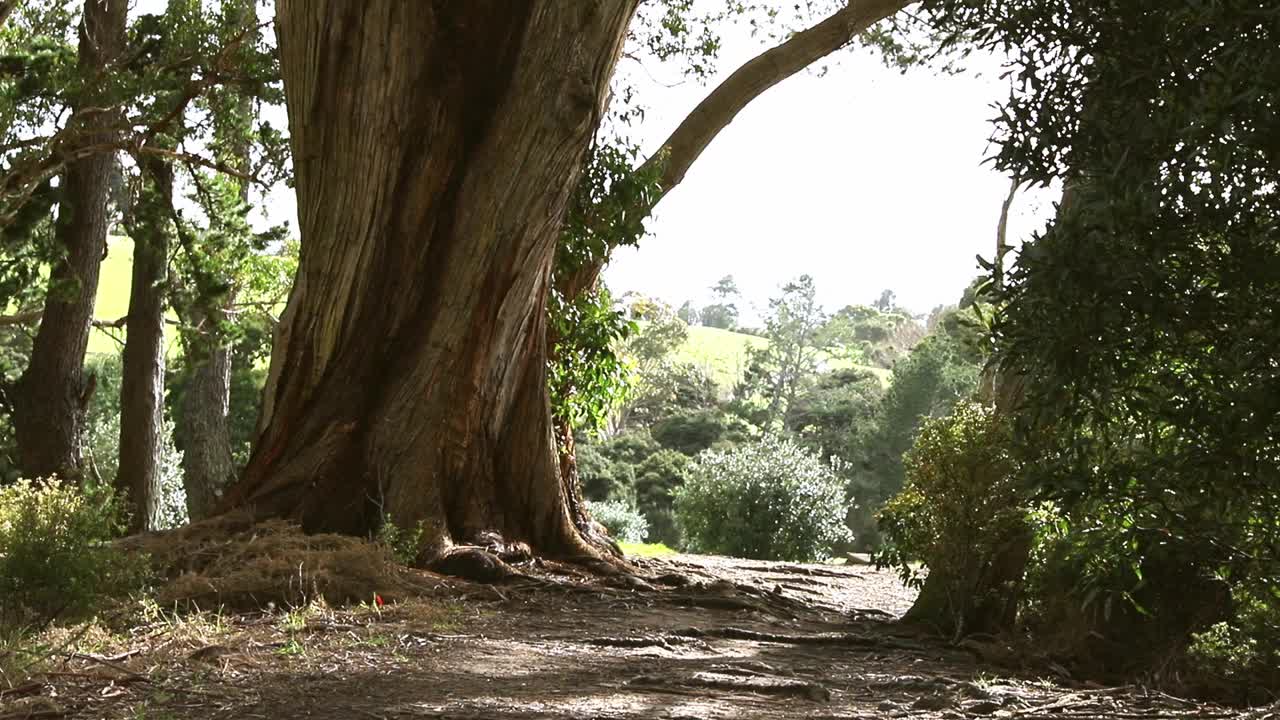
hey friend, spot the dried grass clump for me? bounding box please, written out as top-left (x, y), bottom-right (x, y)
top-left (120, 513), bottom-right (440, 610)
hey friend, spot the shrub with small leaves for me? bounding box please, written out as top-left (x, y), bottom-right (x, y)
top-left (0, 478), bottom-right (150, 630)
top-left (376, 516), bottom-right (427, 565)
top-left (674, 436), bottom-right (851, 561)
top-left (587, 500), bottom-right (649, 543)
top-left (876, 401), bottom-right (1026, 590)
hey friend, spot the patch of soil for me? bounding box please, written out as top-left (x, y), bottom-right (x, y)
top-left (2, 553), bottom-right (1251, 720)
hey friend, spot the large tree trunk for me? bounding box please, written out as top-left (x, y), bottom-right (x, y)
top-left (222, 2), bottom-right (638, 563)
top-left (12, 0), bottom-right (128, 481)
top-left (116, 156), bottom-right (173, 532)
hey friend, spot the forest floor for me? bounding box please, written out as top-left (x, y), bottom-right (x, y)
top-left (1, 552), bottom-right (1258, 720)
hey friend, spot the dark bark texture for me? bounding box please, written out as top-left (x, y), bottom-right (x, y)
top-left (223, 1), bottom-right (638, 560)
top-left (12, 0), bottom-right (128, 480)
top-left (116, 157), bottom-right (172, 532)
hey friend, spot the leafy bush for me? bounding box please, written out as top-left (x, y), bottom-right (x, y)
top-left (876, 401), bottom-right (1028, 628)
top-left (674, 436), bottom-right (850, 561)
top-left (0, 479), bottom-right (149, 630)
top-left (1187, 585), bottom-right (1280, 698)
top-left (376, 516), bottom-right (427, 565)
top-left (587, 500), bottom-right (648, 543)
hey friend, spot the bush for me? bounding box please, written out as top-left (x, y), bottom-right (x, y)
top-left (876, 401), bottom-right (1028, 632)
top-left (0, 479), bottom-right (149, 630)
top-left (674, 436), bottom-right (850, 561)
top-left (587, 500), bottom-right (648, 543)
top-left (1186, 584), bottom-right (1280, 699)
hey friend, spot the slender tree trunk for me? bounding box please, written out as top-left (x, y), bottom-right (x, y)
top-left (117, 156), bottom-right (173, 532)
top-left (175, 300), bottom-right (237, 519)
top-left (175, 0), bottom-right (256, 520)
top-left (12, 0), bottom-right (127, 481)
top-left (222, 2), bottom-right (638, 563)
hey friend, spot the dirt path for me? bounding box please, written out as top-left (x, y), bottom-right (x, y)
top-left (2, 554), bottom-right (1251, 719)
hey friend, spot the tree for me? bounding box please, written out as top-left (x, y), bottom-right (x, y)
top-left (741, 274), bottom-right (830, 430)
top-left (10, 0), bottom-right (127, 480)
top-left (166, 0), bottom-right (284, 520)
top-left (699, 274), bottom-right (740, 330)
top-left (221, 3), bottom-right (642, 566)
top-left (115, 153), bottom-right (172, 532)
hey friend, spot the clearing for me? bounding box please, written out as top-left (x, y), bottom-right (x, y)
top-left (1, 553), bottom-right (1253, 720)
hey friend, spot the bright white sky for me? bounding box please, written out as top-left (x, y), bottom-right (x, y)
top-left (601, 28), bottom-right (1059, 322)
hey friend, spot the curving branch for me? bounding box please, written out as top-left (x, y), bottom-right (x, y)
top-left (640, 0), bottom-right (917, 196)
top-left (562, 0), bottom-right (916, 298)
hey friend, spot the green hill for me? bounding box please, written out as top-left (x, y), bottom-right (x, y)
top-left (674, 324), bottom-right (891, 391)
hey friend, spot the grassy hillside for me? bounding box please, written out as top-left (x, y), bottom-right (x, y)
top-left (89, 236), bottom-right (183, 359)
top-left (673, 324), bottom-right (891, 391)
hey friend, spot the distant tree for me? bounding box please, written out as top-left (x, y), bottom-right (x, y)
top-left (740, 275), bottom-right (830, 430)
top-left (872, 289), bottom-right (896, 312)
top-left (676, 301), bottom-right (699, 325)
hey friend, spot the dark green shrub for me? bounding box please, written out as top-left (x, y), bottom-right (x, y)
top-left (674, 436), bottom-right (850, 561)
top-left (653, 409), bottom-right (727, 455)
top-left (634, 449), bottom-right (690, 546)
top-left (876, 401), bottom-right (1029, 634)
top-left (587, 500), bottom-right (648, 543)
top-left (876, 401), bottom-right (1024, 588)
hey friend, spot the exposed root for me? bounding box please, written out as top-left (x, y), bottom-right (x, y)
top-left (629, 670), bottom-right (832, 702)
top-left (429, 546), bottom-right (525, 584)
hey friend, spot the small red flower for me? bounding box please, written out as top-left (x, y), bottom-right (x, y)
top-left (374, 593), bottom-right (385, 607)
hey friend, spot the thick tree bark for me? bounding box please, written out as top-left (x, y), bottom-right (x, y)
top-left (223, 2), bottom-right (638, 562)
top-left (12, 0), bottom-right (127, 481)
top-left (558, 0), bottom-right (916, 299)
top-left (116, 156), bottom-right (173, 532)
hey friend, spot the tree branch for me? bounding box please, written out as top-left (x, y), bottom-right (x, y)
top-left (561, 0), bottom-right (916, 299)
top-left (640, 0), bottom-right (917, 196)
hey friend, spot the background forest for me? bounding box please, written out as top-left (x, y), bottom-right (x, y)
top-left (0, 0), bottom-right (1277, 709)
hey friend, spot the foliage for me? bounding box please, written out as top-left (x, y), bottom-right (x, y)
top-left (924, 0), bottom-right (1280, 672)
top-left (1186, 585), bottom-right (1280, 697)
top-left (623, 360), bottom-right (719, 432)
top-left (876, 402), bottom-right (1029, 638)
top-left (675, 436), bottom-right (851, 561)
top-left (785, 368), bottom-right (884, 463)
top-left (549, 285), bottom-right (635, 436)
top-left (633, 448), bottom-right (691, 546)
top-left (876, 402), bottom-right (1024, 587)
top-left (586, 500), bottom-right (649, 544)
top-left (375, 516), bottom-right (426, 566)
top-left (737, 275), bottom-right (830, 430)
top-left (0, 478), bottom-right (149, 631)
top-left (83, 355), bottom-right (188, 530)
top-left (825, 302), bottom-right (925, 369)
top-left (653, 408), bottom-right (744, 456)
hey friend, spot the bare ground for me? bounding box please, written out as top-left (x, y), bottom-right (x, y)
top-left (1, 553), bottom-right (1258, 720)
